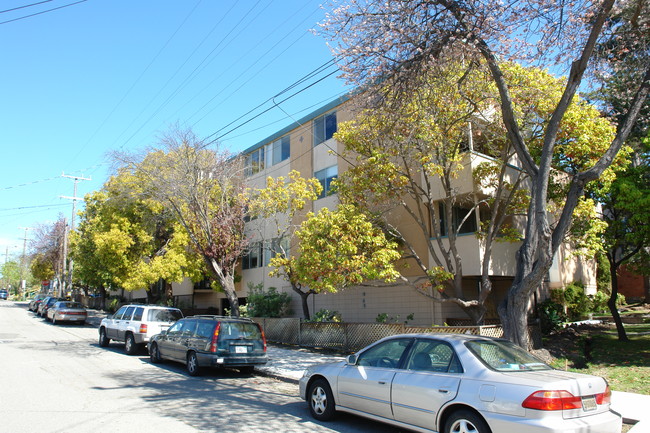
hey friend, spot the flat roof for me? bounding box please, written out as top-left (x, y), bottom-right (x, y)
top-left (240, 94), bottom-right (349, 156)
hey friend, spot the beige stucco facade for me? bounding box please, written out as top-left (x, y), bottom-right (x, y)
top-left (117, 97), bottom-right (598, 324)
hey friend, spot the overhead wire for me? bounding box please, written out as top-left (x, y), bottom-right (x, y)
top-left (114, 0), bottom-right (267, 151)
top-left (172, 3), bottom-right (322, 128)
top-left (67, 0), bottom-right (205, 167)
top-left (0, 0), bottom-right (87, 25)
top-left (0, 0), bottom-right (53, 14)
top-left (200, 58), bottom-right (339, 146)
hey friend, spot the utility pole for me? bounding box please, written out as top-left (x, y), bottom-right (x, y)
top-left (18, 226), bottom-right (33, 298)
top-left (60, 173), bottom-right (91, 298)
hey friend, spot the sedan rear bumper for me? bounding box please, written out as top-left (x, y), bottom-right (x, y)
top-left (484, 409), bottom-right (622, 433)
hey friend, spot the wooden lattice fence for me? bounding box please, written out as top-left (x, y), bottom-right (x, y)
top-left (251, 318), bottom-right (541, 352)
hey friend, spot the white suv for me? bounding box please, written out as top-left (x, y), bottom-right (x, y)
top-left (98, 304), bottom-right (183, 355)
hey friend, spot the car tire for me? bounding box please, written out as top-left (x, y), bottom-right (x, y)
top-left (99, 328), bottom-right (110, 347)
top-left (124, 333), bottom-right (138, 355)
top-left (308, 378), bottom-right (336, 421)
top-left (444, 409), bottom-right (491, 433)
top-left (186, 352), bottom-right (201, 376)
top-left (149, 343), bottom-right (162, 364)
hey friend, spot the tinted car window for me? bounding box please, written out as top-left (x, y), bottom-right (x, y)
top-left (181, 320), bottom-right (198, 337)
top-left (406, 340), bottom-right (460, 373)
top-left (122, 306), bottom-right (135, 321)
top-left (132, 307), bottom-right (144, 321)
top-left (113, 306), bottom-right (128, 320)
top-left (466, 339), bottom-right (551, 372)
top-left (357, 338), bottom-right (411, 369)
top-left (220, 322), bottom-right (262, 340)
top-left (195, 321), bottom-right (216, 338)
top-left (148, 308), bottom-right (183, 322)
top-left (167, 321), bottom-right (183, 335)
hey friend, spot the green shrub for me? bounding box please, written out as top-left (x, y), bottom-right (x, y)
top-left (308, 309), bottom-right (342, 322)
top-left (376, 312), bottom-right (415, 324)
top-left (537, 299), bottom-right (567, 334)
top-left (590, 291), bottom-right (610, 313)
top-left (558, 282), bottom-right (592, 321)
top-left (246, 284), bottom-right (292, 318)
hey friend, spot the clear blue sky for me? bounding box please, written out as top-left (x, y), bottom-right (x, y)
top-left (0, 0), bottom-right (348, 257)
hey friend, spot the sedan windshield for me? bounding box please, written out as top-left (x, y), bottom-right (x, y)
top-left (466, 339), bottom-right (552, 372)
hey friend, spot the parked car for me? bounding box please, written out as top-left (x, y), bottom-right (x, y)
top-left (98, 304), bottom-right (183, 355)
top-left (0, 289), bottom-right (8, 300)
top-left (46, 301), bottom-right (87, 325)
top-left (29, 293), bottom-right (47, 311)
top-left (148, 315), bottom-right (268, 376)
top-left (37, 296), bottom-right (59, 318)
top-left (299, 333), bottom-right (620, 433)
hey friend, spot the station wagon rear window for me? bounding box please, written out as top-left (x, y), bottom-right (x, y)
top-left (220, 322), bottom-right (262, 340)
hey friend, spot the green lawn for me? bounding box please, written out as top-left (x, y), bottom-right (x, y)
top-left (549, 325), bottom-right (650, 395)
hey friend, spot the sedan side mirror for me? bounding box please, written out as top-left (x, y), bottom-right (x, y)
top-left (346, 354), bottom-right (358, 365)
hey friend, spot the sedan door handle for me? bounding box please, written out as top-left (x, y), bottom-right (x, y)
top-left (378, 381), bottom-right (387, 385)
top-left (438, 389), bottom-right (450, 394)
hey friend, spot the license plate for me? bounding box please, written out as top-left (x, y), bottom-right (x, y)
top-left (235, 346), bottom-right (248, 354)
top-left (582, 396), bottom-right (597, 411)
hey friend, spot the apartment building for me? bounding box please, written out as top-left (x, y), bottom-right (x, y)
top-left (129, 96), bottom-right (596, 325)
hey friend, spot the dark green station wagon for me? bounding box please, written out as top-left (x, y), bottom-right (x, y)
top-left (148, 315), bottom-right (268, 376)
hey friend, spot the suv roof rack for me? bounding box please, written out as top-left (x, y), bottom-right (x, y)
top-left (190, 315), bottom-right (255, 322)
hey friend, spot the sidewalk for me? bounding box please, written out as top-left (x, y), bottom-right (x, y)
top-left (86, 310), bottom-right (648, 431)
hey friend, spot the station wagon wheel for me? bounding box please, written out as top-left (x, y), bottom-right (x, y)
top-left (444, 409), bottom-right (491, 433)
top-left (186, 352), bottom-right (201, 376)
top-left (124, 333), bottom-right (138, 355)
top-left (308, 378), bottom-right (336, 421)
top-left (149, 343), bottom-right (162, 364)
top-left (98, 328), bottom-right (110, 347)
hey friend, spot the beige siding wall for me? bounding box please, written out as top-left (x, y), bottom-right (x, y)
top-left (168, 97), bottom-right (596, 323)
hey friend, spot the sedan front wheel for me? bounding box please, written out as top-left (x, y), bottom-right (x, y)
top-left (308, 378), bottom-right (336, 421)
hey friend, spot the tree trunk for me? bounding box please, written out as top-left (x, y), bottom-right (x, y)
top-left (291, 283), bottom-right (312, 320)
top-left (205, 256), bottom-right (240, 317)
top-left (608, 260), bottom-right (629, 342)
top-left (499, 286), bottom-right (534, 348)
top-left (221, 274), bottom-right (240, 317)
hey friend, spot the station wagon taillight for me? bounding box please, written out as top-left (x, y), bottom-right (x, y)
top-left (139, 324), bottom-right (148, 334)
top-left (210, 322), bottom-right (222, 353)
top-left (522, 390), bottom-right (582, 411)
top-left (260, 326), bottom-right (267, 352)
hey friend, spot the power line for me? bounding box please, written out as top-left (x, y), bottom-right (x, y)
top-left (0, 0), bottom-right (53, 14)
top-left (68, 0), bottom-right (204, 167)
top-left (201, 59), bottom-right (339, 146)
top-left (115, 0), bottom-right (269, 151)
top-left (0, 0), bottom-right (87, 25)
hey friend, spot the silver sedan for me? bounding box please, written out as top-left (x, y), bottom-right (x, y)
top-left (46, 301), bottom-right (87, 325)
top-left (299, 333), bottom-right (621, 433)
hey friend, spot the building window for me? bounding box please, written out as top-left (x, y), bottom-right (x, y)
top-left (315, 165), bottom-right (338, 199)
top-left (244, 147), bottom-right (265, 177)
top-left (242, 242), bottom-right (263, 270)
top-left (267, 136), bottom-right (290, 166)
top-left (262, 238), bottom-right (287, 266)
top-left (313, 111), bottom-right (337, 146)
top-left (439, 203), bottom-right (478, 236)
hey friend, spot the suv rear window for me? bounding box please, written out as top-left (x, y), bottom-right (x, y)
top-left (220, 322), bottom-right (262, 341)
top-left (148, 308), bottom-right (183, 322)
